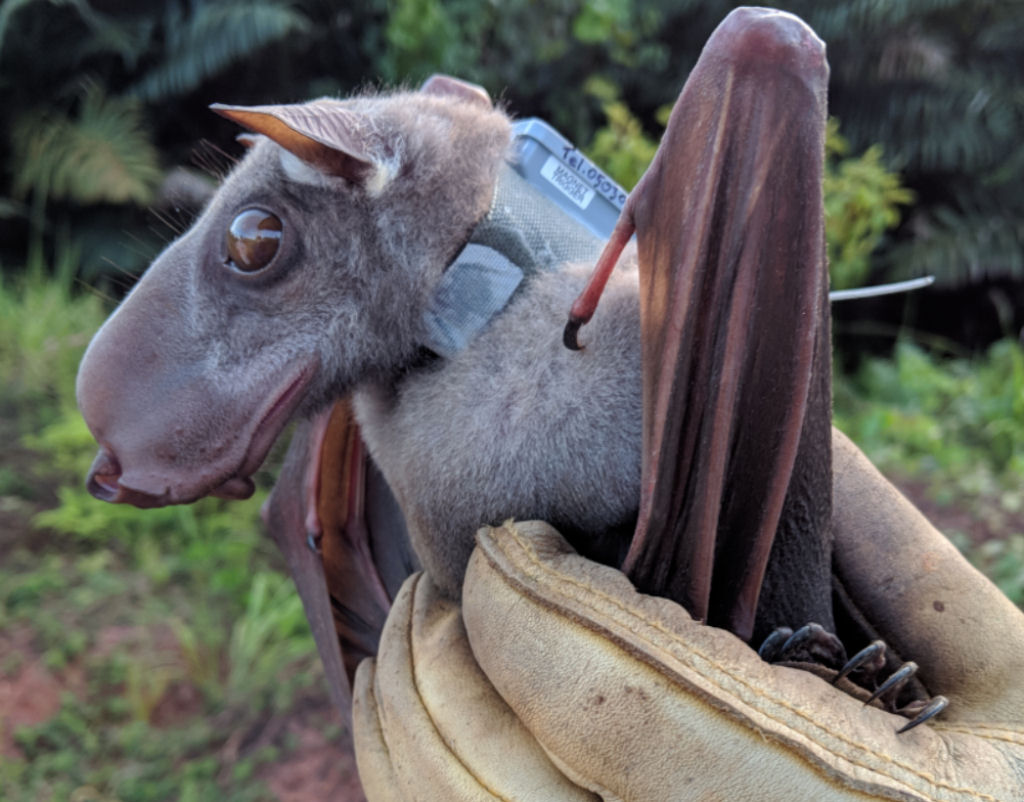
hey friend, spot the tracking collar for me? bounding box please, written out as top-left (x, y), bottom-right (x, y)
top-left (421, 162), bottom-right (607, 358)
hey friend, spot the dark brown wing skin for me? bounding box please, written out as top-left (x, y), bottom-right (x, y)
top-left (569, 8), bottom-right (833, 644)
top-left (263, 400), bottom-right (417, 717)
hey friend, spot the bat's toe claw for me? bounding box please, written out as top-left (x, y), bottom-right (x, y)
top-left (833, 639), bottom-right (887, 686)
top-left (756, 626), bottom-right (793, 662)
top-left (757, 622), bottom-right (846, 669)
top-left (865, 660), bottom-right (918, 706)
top-left (896, 695), bottom-right (949, 734)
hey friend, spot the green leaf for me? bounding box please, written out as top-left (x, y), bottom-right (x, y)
top-left (824, 119), bottom-right (914, 290)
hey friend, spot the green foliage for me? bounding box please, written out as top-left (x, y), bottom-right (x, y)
top-left (12, 82), bottom-right (162, 207)
top-left (887, 201), bottom-right (1024, 285)
top-left (582, 77), bottom-right (660, 190)
top-left (225, 572), bottom-right (317, 711)
top-left (129, 1), bottom-right (312, 102)
top-left (379, 0), bottom-right (471, 82)
top-left (0, 267), bottom-right (324, 801)
top-left (834, 338), bottom-right (1024, 605)
top-left (790, 0), bottom-right (1024, 285)
top-left (835, 339), bottom-right (1024, 480)
top-left (0, 248), bottom-right (106, 424)
top-left (370, 0), bottom-right (671, 141)
top-left (824, 119), bottom-right (915, 290)
top-left (1, 665), bottom-right (280, 800)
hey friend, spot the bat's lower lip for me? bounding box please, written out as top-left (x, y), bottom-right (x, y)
top-left (209, 475), bottom-right (256, 500)
top-left (210, 360), bottom-right (319, 499)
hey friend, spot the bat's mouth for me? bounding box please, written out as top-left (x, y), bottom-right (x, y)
top-left (85, 360), bottom-right (318, 508)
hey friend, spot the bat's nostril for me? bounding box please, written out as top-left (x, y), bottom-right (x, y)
top-left (85, 448), bottom-right (123, 502)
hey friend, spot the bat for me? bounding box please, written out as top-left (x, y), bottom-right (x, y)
top-left (76, 9), bottom-right (942, 734)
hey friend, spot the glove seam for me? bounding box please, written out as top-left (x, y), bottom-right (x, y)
top-left (932, 725), bottom-right (1024, 745)
top-left (495, 522), bottom-right (1004, 802)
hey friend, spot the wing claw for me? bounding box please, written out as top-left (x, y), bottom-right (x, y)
top-left (563, 317), bottom-right (586, 351)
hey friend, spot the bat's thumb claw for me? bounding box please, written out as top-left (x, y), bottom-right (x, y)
top-left (563, 317), bottom-right (585, 351)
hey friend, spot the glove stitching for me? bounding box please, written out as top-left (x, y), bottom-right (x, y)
top-left (932, 725), bottom-right (1024, 746)
top-left (499, 523), bottom-right (1005, 802)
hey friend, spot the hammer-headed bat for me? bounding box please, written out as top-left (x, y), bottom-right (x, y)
top-left (76, 7), bottom-right (943, 732)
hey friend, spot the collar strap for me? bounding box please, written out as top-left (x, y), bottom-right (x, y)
top-left (421, 163), bottom-right (605, 358)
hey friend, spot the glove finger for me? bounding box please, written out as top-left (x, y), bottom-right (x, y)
top-left (352, 569), bottom-right (597, 802)
top-left (464, 520), bottom-right (1022, 802)
top-left (832, 429), bottom-right (1024, 724)
top-left (352, 659), bottom-right (402, 802)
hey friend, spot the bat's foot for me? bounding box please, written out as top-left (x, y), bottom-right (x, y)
top-left (757, 622), bottom-right (846, 670)
top-left (759, 628), bottom-right (948, 732)
top-left (832, 640), bottom-right (949, 733)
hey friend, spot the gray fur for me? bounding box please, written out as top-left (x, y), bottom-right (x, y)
top-left (354, 261), bottom-right (643, 596)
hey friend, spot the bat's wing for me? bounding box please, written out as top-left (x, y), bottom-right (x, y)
top-left (568, 8), bottom-right (832, 643)
top-left (263, 399), bottom-right (416, 718)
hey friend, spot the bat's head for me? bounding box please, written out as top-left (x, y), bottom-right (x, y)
top-left (76, 76), bottom-right (512, 507)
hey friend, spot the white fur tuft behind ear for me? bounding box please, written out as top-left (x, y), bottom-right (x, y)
top-left (278, 149), bottom-right (328, 186)
top-left (363, 157), bottom-right (398, 197)
top-left (278, 147), bottom-right (396, 196)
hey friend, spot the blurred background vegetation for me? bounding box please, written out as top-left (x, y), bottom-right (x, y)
top-left (0, 1), bottom-right (1021, 800)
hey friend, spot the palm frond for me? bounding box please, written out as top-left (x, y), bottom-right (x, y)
top-left (129, 0), bottom-right (311, 102)
top-left (0, 0), bottom-right (154, 67)
top-left (889, 205), bottom-right (1024, 285)
top-left (839, 74), bottom-right (1022, 176)
top-left (12, 84), bottom-right (162, 206)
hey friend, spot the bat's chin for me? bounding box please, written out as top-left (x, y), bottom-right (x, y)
top-left (84, 360), bottom-right (319, 508)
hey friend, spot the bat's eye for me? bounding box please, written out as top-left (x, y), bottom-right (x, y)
top-left (226, 209), bottom-right (282, 273)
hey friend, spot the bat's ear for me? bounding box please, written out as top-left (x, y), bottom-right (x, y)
top-left (211, 101), bottom-right (392, 190)
top-left (419, 74), bottom-right (492, 108)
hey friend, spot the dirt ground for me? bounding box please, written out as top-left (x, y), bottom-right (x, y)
top-left (0, 624), bottom-right (363, 801)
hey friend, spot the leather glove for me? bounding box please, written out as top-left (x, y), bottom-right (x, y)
top-left (352, 431), bottom-right (1024, 801)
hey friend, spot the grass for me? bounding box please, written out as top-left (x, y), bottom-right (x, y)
top-left (834, 339), bottom-right (1024, 604)
top-left (0, 264), bottom-right (1021, 800)
top-left (0, 265), bottom-right (340, 801)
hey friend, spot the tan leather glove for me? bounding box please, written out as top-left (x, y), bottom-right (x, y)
top-left (352, 431), bottom-right (1024, 801)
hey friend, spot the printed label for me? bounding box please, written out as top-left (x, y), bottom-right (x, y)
top-left (560, 146), bottom-right (628, 209)
top-left (540, 156), bottom-right (594, 210)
